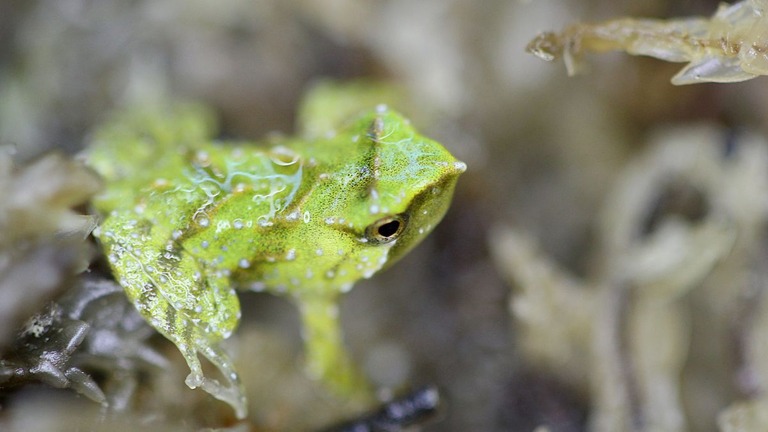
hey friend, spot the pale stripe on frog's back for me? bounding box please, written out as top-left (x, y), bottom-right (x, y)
top-left (164, 142), bottom-right (307, 271)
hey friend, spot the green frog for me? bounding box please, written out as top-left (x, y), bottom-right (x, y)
top-left (86, 86), bottom-right (465, 419)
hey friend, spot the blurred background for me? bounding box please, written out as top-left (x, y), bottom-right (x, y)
top-left (2, 0), bottom-right (768, 431)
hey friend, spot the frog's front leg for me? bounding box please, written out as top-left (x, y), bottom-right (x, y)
top-left (297, 294), bottom-right (372, 401)
top-left (97, 215), bottom-right (247, 418)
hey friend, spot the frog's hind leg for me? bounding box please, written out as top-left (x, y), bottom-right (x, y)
top-left (143, 274), bottom-right (248, 419)
top-left (130, 280), bottom-right (248, 419)
top-left (97, 219), bottom-right (247, 418)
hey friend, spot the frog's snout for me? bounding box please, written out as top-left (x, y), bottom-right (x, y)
top-left (452, 161), bottom-right (467, 174)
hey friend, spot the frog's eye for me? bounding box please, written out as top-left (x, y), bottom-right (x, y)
top-left (366, 214), bottom-right (407, 244)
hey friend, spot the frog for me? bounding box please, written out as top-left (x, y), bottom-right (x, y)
top-left (85, 87), bottom-right (466, 419)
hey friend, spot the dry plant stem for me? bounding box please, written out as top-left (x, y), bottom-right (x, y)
top-left (630, 292), bottom-right (689, 432)
top-left (722, 240), bottom-right (768, 431)
top-left (489, 229), bottom-right (594, 387)
top-left (591, 280), bottom-right (690, 432)
top-left (591, 283), bottom-right (641, 432)
top-left (528, 18), bottom-right (713, 65)
top-left (527, 0), bottom-right (768, 84)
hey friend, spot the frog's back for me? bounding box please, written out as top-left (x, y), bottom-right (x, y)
top-left (88, 103), bottom-right (307, 257)
top-left (88, 104), bottom-right (216, 213)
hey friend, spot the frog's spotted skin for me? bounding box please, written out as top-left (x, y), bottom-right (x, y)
top-left (88, 100), bottom-right (465, 418)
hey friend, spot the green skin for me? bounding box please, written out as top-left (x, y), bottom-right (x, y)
top-left (87, 99), bottom-right (465, 419)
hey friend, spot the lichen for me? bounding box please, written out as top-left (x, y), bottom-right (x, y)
top-left (492, 125), bottom-right (768, 431)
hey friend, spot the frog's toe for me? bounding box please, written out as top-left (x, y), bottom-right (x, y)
top-left (198, 341), bottom-right (248, 419)
top-left (178, 340), bottom-right (247, 418)
top-left (197, 372), bottom-right (248, 419)
top-left (184, 371), bottom-right (204, 388)
top-left (183, 364), bottom-right (248, 419)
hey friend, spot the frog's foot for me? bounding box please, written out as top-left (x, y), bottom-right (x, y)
top-left (306, 347), bottom-right (371, 403)
top-left (179, 340), bottom-right (248, 419)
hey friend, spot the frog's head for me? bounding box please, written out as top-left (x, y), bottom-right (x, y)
top-left (301, 107), bottom-right (466, 285)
